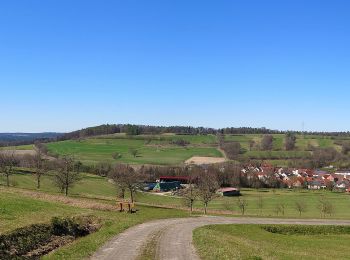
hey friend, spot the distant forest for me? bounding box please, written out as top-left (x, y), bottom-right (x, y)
top-left (59, 124), bottom-right (350, 140)
top-left (1, 124), bottom-right (350, 147)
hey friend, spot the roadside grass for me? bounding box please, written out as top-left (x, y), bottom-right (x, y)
top-left (3, 172), bottom-right (350, 219)
top-left (0, 189), bottom-right (187, 259)
top-left (46, 138), bottom-right (222, 165)
top-left (193, 224), bottom-right (350, 260)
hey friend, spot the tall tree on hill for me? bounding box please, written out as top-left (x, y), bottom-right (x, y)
top-left (285, 132), bottom-right (297, 151)
top-left (52, 156), bottom-right (81, 196)
top-left (109, 164), bottom-right (144, 202)
top-left (261, 135), bottom-right (273, 150)
top-left (0, 151), bottom-right (19, 187)
top-left (197, 166), bottom-right (219, 214)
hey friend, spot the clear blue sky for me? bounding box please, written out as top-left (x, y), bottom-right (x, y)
top-left (1, 0), bottom-right (349, 132)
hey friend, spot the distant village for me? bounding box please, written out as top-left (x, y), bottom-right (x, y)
top-left (242, 163), bottom-right (350, 192)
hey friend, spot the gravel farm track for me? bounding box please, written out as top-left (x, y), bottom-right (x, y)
top-left (90, 216), bottom-right (350, 260)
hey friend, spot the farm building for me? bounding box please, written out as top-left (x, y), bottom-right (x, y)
top-left (217, 187), bottom-right (240, 197)
top-left (159, 176), bottom-right (189, 184)
top-left (153, 181), bottom-right (182, 192)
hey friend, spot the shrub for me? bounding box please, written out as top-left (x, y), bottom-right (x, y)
top-left (0, 215), bottom-right (101, 258)
top-left (52, 215), bottom-right (101, 237)
top-left (0, 224), bottom-right (52, 258)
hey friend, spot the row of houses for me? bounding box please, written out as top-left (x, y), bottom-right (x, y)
top-left (242, 164), bottom-right (350, 192)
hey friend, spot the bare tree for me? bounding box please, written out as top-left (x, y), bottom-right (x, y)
top-left (261, 135), bottom-right (273, 151)
top-left (30, 149), bottom-right (48, 189)
top-left (181, 167), bottom-right (199, 214)
top-left (52, 156), bottom-right (81, 196)
top-left (294, 200), bottom-right (307, 217)
top-left (285, 132), bottom-right (296, 151)
top-left (257, 196), bottom-right (263, 215)
top-left (237, 197), bottom-right (248, 215)
top-left (318, 197), bottom-right (335, 218)
top-left (197, 167), bottom-right (219, 214)
top-left (0, 151), bottom-right (19, 187)
top-left (221, 142), bottom-right (241, 159)
top-left (274, 202), bottom-right (285, 216)
top-left (249, 140), bottom-right (255, 151)
top-left (129, 148), bottom-right (139, 158)
top-left (109, 164), bottom-right (144, 203)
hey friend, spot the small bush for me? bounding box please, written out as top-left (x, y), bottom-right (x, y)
top-left (0, 215), bottom-right (101, 258)
top-left (0, 224), bottom-right (52, 258)
top-left (52, 215), bottom-right (101, 237)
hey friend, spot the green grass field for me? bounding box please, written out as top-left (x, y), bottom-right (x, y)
top-left (46, 137), bottom-right (222, 165)
top-left (3, 171), bottom-right (350, 219)
top-left (193, 224), bottom-right (350, 259)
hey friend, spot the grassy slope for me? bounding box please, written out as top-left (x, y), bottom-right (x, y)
top-left (4, 133), bottom-right (348, 167)
top-left (46, 136), bottom-right (222, 165)
top-left (193, 224), bottom-right (350, 260)
top-left (0, 191), bottom-right (90, 233)
top-left (4, 172), bottom-right (350, 219)
top-left (0, 189), bottom-right (187, 259)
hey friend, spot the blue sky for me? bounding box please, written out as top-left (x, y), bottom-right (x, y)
top-left (0, 0), bottom-right (349, 132)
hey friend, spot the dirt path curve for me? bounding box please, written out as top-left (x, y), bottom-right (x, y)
top-left (90, 216), bottom-right (350, 260)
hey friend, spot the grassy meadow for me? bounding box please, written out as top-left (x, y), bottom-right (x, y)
top-left (44, 133), bottom-right (350, 166)
top-left (193, 224), bottom-right (350, 259)
top-left (46, 136), bottom-right (222, 165)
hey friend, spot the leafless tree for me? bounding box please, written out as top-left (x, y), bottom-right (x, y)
top-left (318, 196), bottom-right (335, 218)
top-left (221, 142), bottom-right (241, 159)
top-left (129, 148), bottom-right (139, 158)
top-left (249, 140), bottom-right (255, 151)
top-left (197, 167), bottom-right (219, 214)
top-left (181, 167), bottom-right (199, 214)
top-left (261, 135), bottom-right (273, 150)
top-left (257, 196), bottom-right (263, 215)
top-left (294, 200), bottom-right (307, 217)
top-left (109, 164), bottom-right (144, 202)
top-left (0, 151), bottom-right (19, 187)
top-left (237, 197), bottom-right (248, 215)
top-left (285, 132), bottom-right (296, 151)
top-left (52, 156), bottom-right (81, 196)
top-left (30, 149), bottom-right (48, 189)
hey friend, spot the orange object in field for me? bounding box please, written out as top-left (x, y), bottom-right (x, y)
top-left (117, 200), bottom-right (135, 212)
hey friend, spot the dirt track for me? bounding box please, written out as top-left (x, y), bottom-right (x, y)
top-left (90, 216), bottom-right (350, 260)
top-left (185, 156), bottom-right (226, 165)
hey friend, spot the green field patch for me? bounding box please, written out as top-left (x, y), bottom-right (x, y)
top-left (193, 224), bottom-right (350, 260)
top-left (46, 139), bottom-right (221, 165)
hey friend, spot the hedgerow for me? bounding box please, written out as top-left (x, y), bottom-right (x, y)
top-left (261, 225), bottom-right (350, 235)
